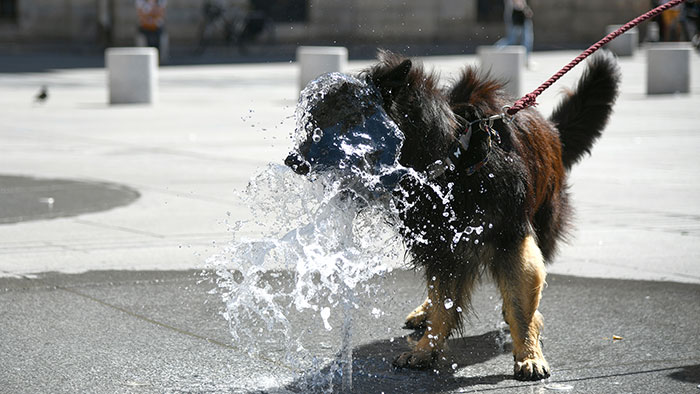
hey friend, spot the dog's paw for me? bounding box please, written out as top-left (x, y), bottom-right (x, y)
top-left (393, 349), bottom-right (435, 369)
top-left (514, 357), bottom-right (550, 381)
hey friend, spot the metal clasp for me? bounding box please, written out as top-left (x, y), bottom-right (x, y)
top-left (483, 105), bottom-right (515, 129)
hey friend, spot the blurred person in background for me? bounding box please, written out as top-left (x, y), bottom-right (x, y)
top-left (495, 0), bottom-right (534, 67)
top-left (136, 0), bottom-right (169, 62)
top-left (660, 0), bottom-right (683, 41)
top-left (681, 0), bottom-right (700, 47)
top-left (97, 0), bottom-right (114, 48)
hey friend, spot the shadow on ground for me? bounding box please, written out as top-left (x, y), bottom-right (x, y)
top-left (279, 330), bottom-right (513, 393)
top-left (0, 42), bottom-right (593, 73)
top-left (0, 43), bottom-right (474, 73)
top-left (668, 364), bottom-right (700, 384)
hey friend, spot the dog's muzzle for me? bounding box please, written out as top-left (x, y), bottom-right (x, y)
top-left (285, 151), bottom-right (310, 175)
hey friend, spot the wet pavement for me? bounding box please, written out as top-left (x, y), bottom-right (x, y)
top-left (1, 47), bottom-right (699, 392)
top-left (1, 269), bottom-right (698, 393)
top-left (0, 175), bottom-right (139, 224)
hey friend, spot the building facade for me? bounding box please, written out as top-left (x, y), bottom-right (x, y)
top-left (0, 0), bottom-right (651, 49)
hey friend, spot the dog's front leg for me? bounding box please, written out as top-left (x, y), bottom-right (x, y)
top-left (495, 235), bottom-right (551, 381)
top-left (394, 283), bottom-right (456, 369)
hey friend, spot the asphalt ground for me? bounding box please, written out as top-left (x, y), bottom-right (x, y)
top-left (1, 47), bottom-right (699, 393)
top-left (1, 269), bottom-right (698, 393)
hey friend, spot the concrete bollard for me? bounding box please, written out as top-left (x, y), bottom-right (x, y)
top-left (604, 25), bottom-right (638, 57)
top-left (296, 46), bottom-right (348, 91)
top-left (106, 47), bottom-right (158, 104)
top-left (477, 45), bottom-right (525, 98)
top-left (646, 43), bottom-right (691, 95)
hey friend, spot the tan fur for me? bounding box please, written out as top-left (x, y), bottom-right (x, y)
top-left (404, 298), bottom-right (431, 329)
top-left (497, 235), bottom-right (549, 378)
top-left (399, 235), bottom-right (549, 378)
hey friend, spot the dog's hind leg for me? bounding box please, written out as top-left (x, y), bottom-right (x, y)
top-left (493, 235), bottom-right (551, 381)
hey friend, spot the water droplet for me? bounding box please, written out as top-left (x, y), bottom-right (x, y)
top-left (39, 197), bottom-right (55, 209)
top-left (451, 363), bottom-right (458, 370)
top-left (544, 383), bottom-right (574, 391)
top-left (321, 307), bottom-right (332, 331)
top-left (444, 299), bottom-right (454, 309)
top-left (312, 127), bottom-right (323, 143)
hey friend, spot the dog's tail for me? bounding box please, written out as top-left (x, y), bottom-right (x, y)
top-left (550, 50), bottom-right (621, 170)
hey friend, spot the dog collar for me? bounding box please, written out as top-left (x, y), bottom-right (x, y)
top-left (426, 119), bottom-right (502, 180)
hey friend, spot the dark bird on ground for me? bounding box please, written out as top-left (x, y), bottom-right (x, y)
top-left (35, 86), bottom-right (48, 103)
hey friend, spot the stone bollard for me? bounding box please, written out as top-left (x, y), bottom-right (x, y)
top-left (477, 45), bottom-right (525, 98)
top-left (296, 46), bottom-right (348, 91)
top-left (604, 25), bottom-right (638, 57)
top-left (106, 47), bottom-right (158, 104)
top-left (646, 43), bottom-right (691, 95)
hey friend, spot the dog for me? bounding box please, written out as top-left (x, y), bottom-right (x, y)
top-left (285, 50), bottom-right (620, 381)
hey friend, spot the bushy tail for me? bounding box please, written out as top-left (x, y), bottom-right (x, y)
top-left (550, 50), bottom-right (621, 170)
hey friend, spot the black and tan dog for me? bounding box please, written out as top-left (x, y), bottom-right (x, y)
top-left (285, 50), bottom-right (620, 381)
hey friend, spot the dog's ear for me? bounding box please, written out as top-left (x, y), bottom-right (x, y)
top-left (372, 59), bottom-right (412, 100)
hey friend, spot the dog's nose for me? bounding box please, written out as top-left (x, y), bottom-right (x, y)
top-left (285, 152), bottom-right (310, 175)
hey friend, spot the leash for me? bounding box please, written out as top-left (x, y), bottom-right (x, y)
top-left (506, 0), bottom-right (687, 116)
top-left (433, 0), bottom-right (687, 179)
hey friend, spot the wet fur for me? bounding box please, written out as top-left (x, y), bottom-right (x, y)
top-left (291, 50), bottom-right (620, 380)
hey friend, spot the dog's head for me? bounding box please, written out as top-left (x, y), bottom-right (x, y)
top-left (286, 53), bottom-right (465, 198)
top-left (285, 71), bottom-right (409, 192)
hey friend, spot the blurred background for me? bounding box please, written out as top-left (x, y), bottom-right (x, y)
top-left (0, 0), bottom-right (662, 56)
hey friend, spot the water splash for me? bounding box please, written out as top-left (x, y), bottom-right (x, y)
top-left (543, 382), bottom-right (574, 391)
top-left (207, 163), bottom-right (405, 392)
top-left (206, 71), bottom-right (487, 392)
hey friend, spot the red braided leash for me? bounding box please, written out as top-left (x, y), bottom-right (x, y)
top-left (506, 0), bottom-right (687, 116)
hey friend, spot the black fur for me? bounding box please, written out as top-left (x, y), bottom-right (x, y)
top-left (550, 50), bottom-right (621, 169)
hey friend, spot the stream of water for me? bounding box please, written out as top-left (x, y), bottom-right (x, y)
top-left (207, 163), bottom-right (407, 392)
top-left (205, 71), bottom-right (460, 392)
